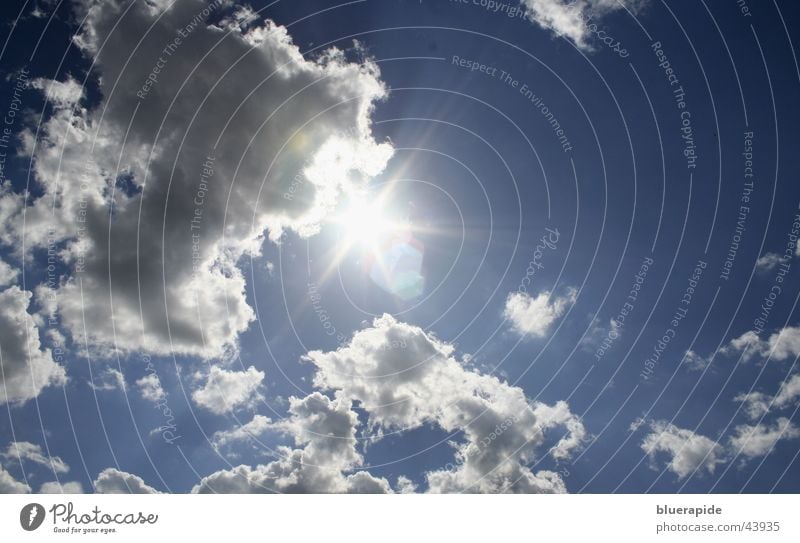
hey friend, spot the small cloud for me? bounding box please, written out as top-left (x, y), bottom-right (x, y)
top-left (192, 366), bottom-right (265, 415)
top-left (729, 418), bottom-right (800, 459)
top-left (683, 350), bottom-right (710, 372)
top-left (755, 252), bottom-right (784, 273)
top-left (639, 420), bottom-right (724, 479)
top-left (89, 367), bottom-right (126, 392)
top-left (503, 288), bottom-right (577, 338)
top-left (136, 373), bottom-right (165, 403)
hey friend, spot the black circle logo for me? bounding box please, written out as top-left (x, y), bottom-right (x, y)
top-left (20, 503), bottom-right (45, 531)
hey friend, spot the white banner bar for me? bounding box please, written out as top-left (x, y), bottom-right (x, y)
top-left (1, 494), bottom-right (797, 542)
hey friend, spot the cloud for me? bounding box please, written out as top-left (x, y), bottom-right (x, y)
top-left (755, 252), bottom-right (785, 272)
top-left (734, 374), bottom-right (800, 421)
top-left (520, 0), bottom-right (644, 49)
top-left (729, 418), bottom-right (800, 459)
top-left (194, 392), bottom-right (390, 493)
top-left (720, 326), bottom-right (800, 363)
top-left (683, 349), bottom-right (710, 371)
top-left (3, 441), bottom-right (70, 474)
top-left (39, 481), bottom-right (84, 493)
top-left (93, 468), bottom-right (161, 494)
top-left (136, 373), bottom-right (165, 403)
top-left (734, 391), bottom-right (772, 421)
top-left (774, 374), bottom-right (800, 408)
top-left (503, 288), bottom-right (577, 338)
top-left (211, 414), bottom-right (272, 449)
top-left (88, 367), bottom-right (126, 392)
top-left (2, 0), bottom-right (392, 359)
top-left (192, 366), bottom-right (265, 415)
top-left (0, 258), bottom-right (18, 287)
top-left (639, 421), bottom-right (724, 479)
top-left (307, 314), bottom-right (586, 493)
top-left (29, 77), bottom-right (84, 107)
top-left (0, 286), bottom-right (66, 405)
top-left (0, 466), bottom-right (30, 493)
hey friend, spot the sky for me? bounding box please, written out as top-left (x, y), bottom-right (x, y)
top-left (0, 0), bottom-right (799, 494)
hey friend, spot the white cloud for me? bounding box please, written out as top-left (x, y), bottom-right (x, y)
top-left (192, 366), bottom-right (265, 415)
top-left (503, 288), bottom-right (577, 338)
top-left (39, 481), bottom-right (84, 493)
top-left (0, 258), bottom-right (18, 287)
top-left (717, 326), bottom-right (800, 363)
top-left (0, 466), bottom-right (30, 493)
top-left (0, 286), bottom-right (66, 405)
top-left (307, 314), bottom-right (585, 493)
top-left (729, 418), bottom-right (800, 459)
top-left (734, 375), bottom-right (800, 421)
top-left (2, 441), bottom-right (69, 473)
top-left (1, 0), bottom-right (393, 359)
top-left (520, 0), bottom-right (644, 49)
top-left (774, 374), bottom-right (800, 408)
top-left (88, 367), bottom-right (126, 392)
top-left (211, 414), bottom-right (272, 449)
top-left (194, 392), bottom-right (390, 493)
top-left (93, 468), bottom-right (161, 494)
top-left (136, 373), bottom-right (165, 403)
top-left (29, 77), bottom-right (84, 107)
top-left (734, 391), bottom-right (771, 421)
top-left (755, 252), bottom-right (784, 272)
top-left (684, 349), bottom-right (710, 371)
top-left (639, 421), bottom-right (724, 479)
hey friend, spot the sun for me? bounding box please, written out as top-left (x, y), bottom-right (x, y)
top-left (339, 194), bottom-right (403, 250)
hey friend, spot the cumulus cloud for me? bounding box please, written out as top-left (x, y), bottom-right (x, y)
top-left (520, 0), bottom-right (644, 49)
top-left (719, 326), bottom-right (800, 363)
top-left (192, 366), bottom-right (264, 415)
top-left (734, 374), bottom-right (800, 421)
top-left (0, 466), bottom-right (30, 493)
top-left (194, 392), bottom-right (390, 493)
top-left (3, 441), bottom-right (69, 474)
top-left (734, 391), bottom-right (772, 421)
top-left (307, 314), bottom-right (586, 493)
top-left (503, 288), bottom-right (577, 339)
top-left (29, 77), bottom-right (84, 107)
top-left (89, 367), bottom-right (126, 392)
top-left (755, 252), bottom-right (784, 272)
top-left (639, 421), bottom-right (724, 479)
top-left (93, 468), bottom-right (161, 494)
top-left (0, 258), bottom-right (18, 287)
top-left (774, 374), bottom-right (800, 408)
top-left (211, 414), bottom-right (272, 449)
top-left (136, 373), bottom-right (165, 403)
top-left (1, 0), bottom-right (393, 359)
top-left (0, 287), bottom-right (66, 405)
top-left (729, 418), bottom-right (800, 459)
top-left (39, 481), bottom-right (84, 493)
top-left (683, 349), bottom-right (710, 371)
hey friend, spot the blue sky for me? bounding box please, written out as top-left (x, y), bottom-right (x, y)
top-left (1, 0), bottom-right (799, 494)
